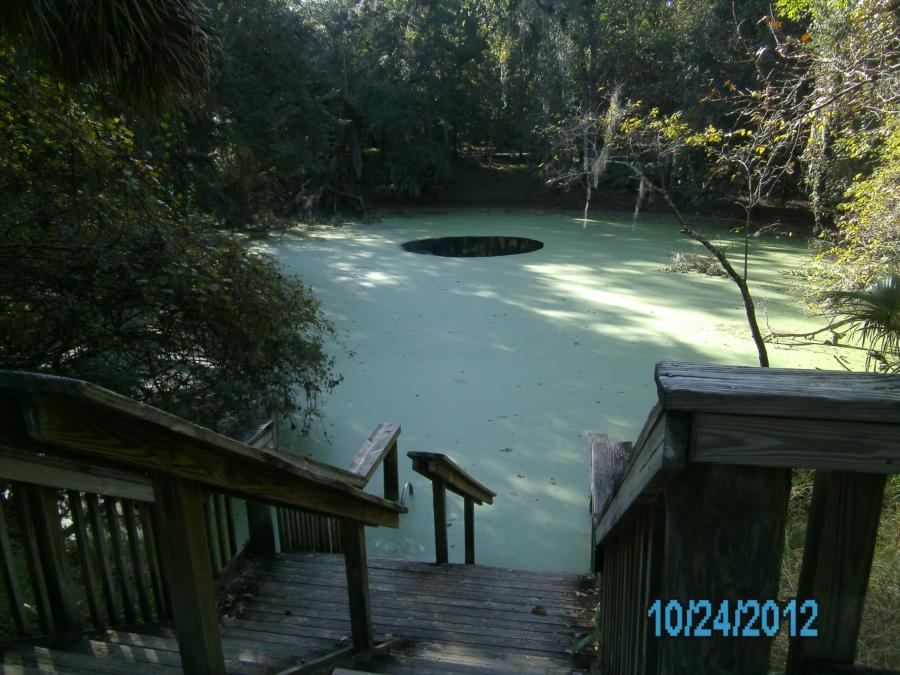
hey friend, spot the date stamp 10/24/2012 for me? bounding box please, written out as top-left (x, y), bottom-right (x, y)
top-left (648, 599), bottom-right (819, 638)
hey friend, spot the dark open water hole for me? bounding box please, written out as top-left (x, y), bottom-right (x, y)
top-left (401, 236), bottom-right (544, 257)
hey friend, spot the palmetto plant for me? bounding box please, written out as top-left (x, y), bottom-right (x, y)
top-left (829, 275), bottom-right (900, 373)
top-left (0, 0), bottom-right (217, 103)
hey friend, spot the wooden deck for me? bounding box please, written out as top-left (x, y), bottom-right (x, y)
top-left (2, 554), bottom-right (597, 674)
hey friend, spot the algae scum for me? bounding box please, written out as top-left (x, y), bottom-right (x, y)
top-left (266, 212), bottom-right (857, 572)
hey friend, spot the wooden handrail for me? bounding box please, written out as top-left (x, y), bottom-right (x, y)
top-left (590, 362), bottom-right (900, 675)
top-left (0, 370), bottom-right (407, 671)
top-left (0, 371), bottom-right (405, 528)
top-left (347, 423), bottom-right (401, 501)
top-left (408, 451), bottom-right (495, 565)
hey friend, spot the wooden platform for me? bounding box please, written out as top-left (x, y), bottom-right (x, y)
top-left (1, 554), bottom-right (597, 674)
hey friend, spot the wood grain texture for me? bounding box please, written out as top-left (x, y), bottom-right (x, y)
top-left (432, 479), bottom-right (449, 565)
top-left (14, 482), bottom-right (55, 633)
top-left (0, 496), bottom-right (30, 636)
top-left (122, 499), bottom-right (154, 623)
top-left (588, 433), bottom-right (633, 518)
top-left (785, 471), bottom-right (887, 674)
top-left (137, 502), bottom-right (168, 619)
top-left (153, 475), bottom-right (226, 674)
top-left (656, 362), bottom-right (900, 423)
top-left (594, 412), bottom-right (689, 544)
top-left (661, 463), bottom-right (790, 675)
top-left (407, 452), bottom-right (495, 504)
top-left (463, 497), bottom-right (475, 565)
top-left (67, 490), bottom-right (104, 629)
top-left (346, 424), bottom-right (401, 483)
top-left (690, 413), bottom-right (900, 473)
top-left (341, 521), bottom-right (374, 651)
top-left (20, 391), bottom-right (403, 527)
top-left (2, 553), bottom-right (596, 673)
top-left (0, 446), bottom-right (153, 501)
top-left (27, 484), bottom-right (83, 631)
top-left (86, 493), bottom-right (120, 625)
top-left (105, 497), bottom-right (137, 625)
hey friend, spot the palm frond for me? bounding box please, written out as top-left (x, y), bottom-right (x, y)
top-left (829, 275), bottom-right (900, 372)
top-left (0, 0), bottom-right (219, 104)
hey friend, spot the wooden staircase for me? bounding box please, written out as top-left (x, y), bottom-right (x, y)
top-left (1, 554), bottom-right (597, 674)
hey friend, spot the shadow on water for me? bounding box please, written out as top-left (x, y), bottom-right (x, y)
top-left (263, 212), bottom-right (856, 572)
top-left (401, 235), bottom-right (544, 257)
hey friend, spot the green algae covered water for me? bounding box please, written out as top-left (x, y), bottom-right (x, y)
top-left (260, 211), bottom-right (861, 573)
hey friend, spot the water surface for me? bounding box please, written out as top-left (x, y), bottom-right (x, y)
top-left (263, 211), bottom-right (857, 572)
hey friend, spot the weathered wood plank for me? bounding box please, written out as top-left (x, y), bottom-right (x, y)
top-left (464, 497), bottom-right (475, 565)
top-left (213, 494), bottom-right (230, 566)
top-left (26, 484), bottom-right (83, 631)
top-left (0, 446), bottom-right (153, 502)
top-left (408, 452), bottom-right (495, 505)
top-left (15, 388), bottom-right (403, 527)
top-left (661, 464), bottom-right (790, 674)
top-left (153, 474), bottom-right (226, 674)
top-left (340, 520), bottom-right (373, 651)
top-left (204, 496), bottom-right (223, 576)
top-left (594, 412), bottom-right (689, 544)
top-left (121, 499), bottom-right (154, 623)
top-left (224, 496), bottom-right (238, 557)
top-left (785, 471), bottom-right (887, 674)
top-left (137, 502), bottom-right (168, 619)
top-left (588, 432), bottom-right (633, 517)
top-left (656, 362), bottom-right (900, 423)
top-left (86, 493), bottom-right (119, 624)
top-left (104, 497), bottom-right (137, 625)
top-left (251, 566), bottom-right (593, 611)
top-left (346, 423), bottom-right (401, 483)
top-left (0, 495), bottom-right (30, 636)
top-left (691, 413), bottom-right (899, 473)
top-left (247, 500), bottom-right (275, 557)
top-left (384, 445), bottom-right (399, 503)
top-left (67, 490), bottom-right (104, 629)
top-left (432, 479), bottom-right (449, 565)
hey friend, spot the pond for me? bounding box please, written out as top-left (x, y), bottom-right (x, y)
top-left (263, 210), bottom-right (858, 572)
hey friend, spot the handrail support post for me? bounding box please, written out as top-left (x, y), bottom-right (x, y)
top-left (384, 443), bottom-right (399, 502)
top-left (341, 519), bottom-right (374, 650)
top-left (464, 497), bottom-right (475, 565)
top-left (153, 474), bottom-right (226, 675)
top-left (432, 479), bottom-right (448, 565)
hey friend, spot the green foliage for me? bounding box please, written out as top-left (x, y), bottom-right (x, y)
top-left (0, 53), bottom-right (338, 432)
top-left (0, 0), bottom-right (216, 104)
top-left (828, 276), bottom-right (900, 372)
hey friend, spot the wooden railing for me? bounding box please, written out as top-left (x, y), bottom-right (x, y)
top-left (590, 362), bottom-right (900, 675)
top-left (0, 371), bottom-right (406, 672)
top-left (408, 451), bottom-right (495, 565)
top-left (275, 423), bottom-right (401, 554)
top-left (0, 452), bottom-right (170, 638)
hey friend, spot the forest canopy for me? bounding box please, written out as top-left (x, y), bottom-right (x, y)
top-left (1, 0), bottom-right (898, 426)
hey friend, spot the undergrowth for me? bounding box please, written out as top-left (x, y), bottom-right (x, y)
top-left (770, 470), bottom-right (900, 672)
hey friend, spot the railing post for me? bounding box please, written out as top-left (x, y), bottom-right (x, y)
top-left (661, 464), bottom-right (790, 675)
top-left (340, 519), bottom-right (374, 651)
top-left (785, 470), bottom-right (886, 674)
top-left (153, 475), bottom-right (226, 675)
top-left (432, 479), bottom-right (448, 565)
top-left (464, 497), bottom-right (475, 565)
top-left (0, 495), bottom-right (30, 636)
top-left (384, 443), bottom-right (399, 502)
top-left (246, 501), bottom-right (277, 556)
top-left (24, 484), bottom-right (83, 631)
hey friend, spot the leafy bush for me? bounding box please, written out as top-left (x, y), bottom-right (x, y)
top-left (0, 53), bottom-right (339, 433)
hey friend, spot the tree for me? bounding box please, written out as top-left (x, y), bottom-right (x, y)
top-left (0, 0), bottom-right (216, 103)
top-left (0, 47), bottom-right (339, 433)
